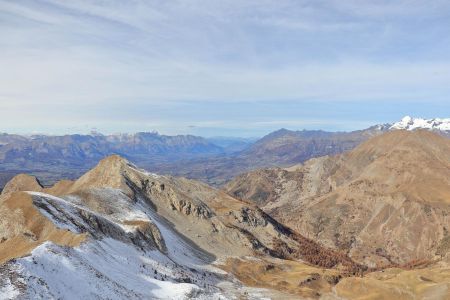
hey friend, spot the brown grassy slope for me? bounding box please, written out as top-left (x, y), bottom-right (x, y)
top-left (335, 265), bottom-right (450, 300)
top-left (225, 130), bottom-right (450, 266)
top-left (220, 256), bottom-right (342, 299)
top-left (1, 174), bottom-right (43, 196)
top-left (0, 192), bottom-right (86, 264)
top-left (333, 129), bottom-right (450, 203)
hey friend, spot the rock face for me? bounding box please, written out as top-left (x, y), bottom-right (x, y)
top-left (225, 130), bottom-right (450, 266)
top-left (58, 155), bottom-right (360, 266)
top-left (0, 192), bottom-right (86, 264)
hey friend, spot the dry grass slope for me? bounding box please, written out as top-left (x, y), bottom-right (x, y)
top-left (0, 192), bottom-right (86, 264)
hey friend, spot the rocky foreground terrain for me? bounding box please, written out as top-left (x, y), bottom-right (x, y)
top-left (0, 155), bottom-right (364, 299)
top-left (0, 129), bottom-right (450, 299)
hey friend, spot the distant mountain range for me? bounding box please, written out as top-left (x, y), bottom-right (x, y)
top-left (0, 132), bottom-right (244, 188)
top-left (151, 125), bottom-right (388, 186)
top-left (0, 116), bottom-right (449, 188)
top-left (0, 132), bottom-right (225, 164)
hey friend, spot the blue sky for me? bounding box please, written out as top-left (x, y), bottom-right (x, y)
top-left (1, 0), bottom-right (450, 137)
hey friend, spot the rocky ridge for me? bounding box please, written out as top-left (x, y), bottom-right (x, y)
top-left (0, 154), bottom-right (367, 299)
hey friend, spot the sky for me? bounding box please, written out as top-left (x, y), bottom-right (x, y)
top-left (1, 0), bottom-right (450, 137)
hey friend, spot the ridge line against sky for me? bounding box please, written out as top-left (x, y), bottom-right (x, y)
top-left (1, 0), bottom-right (450, 137)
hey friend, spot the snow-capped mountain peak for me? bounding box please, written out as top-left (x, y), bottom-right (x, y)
top-left (390, 116), bottom-right (450, 131)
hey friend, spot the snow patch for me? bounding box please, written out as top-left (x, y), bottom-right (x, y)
top-left (0, 278), bottom-right (21, 300)
top-left (134, 167), bottom-right (161, 179)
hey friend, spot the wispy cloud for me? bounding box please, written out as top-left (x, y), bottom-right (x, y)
top-left (0, 0), bottom-right (449, 136)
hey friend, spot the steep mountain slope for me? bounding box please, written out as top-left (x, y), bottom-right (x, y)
top-left (225, 130), bottom-right (450, 267)
top-left (1, 174), bottom-right (43, 196)
top-left (0, 190), bottom-right (223, 299)
top-left (0, 155), bottom-right (367, 299)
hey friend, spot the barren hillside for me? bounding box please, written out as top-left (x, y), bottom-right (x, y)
top-left (226, 130), bottom-right (450, 267)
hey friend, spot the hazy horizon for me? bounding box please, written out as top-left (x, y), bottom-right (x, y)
top-left (0, 114), bottom-right (447, 138)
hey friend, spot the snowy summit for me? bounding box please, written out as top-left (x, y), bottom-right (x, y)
top-left (390, 116), bottom-right (450, 131)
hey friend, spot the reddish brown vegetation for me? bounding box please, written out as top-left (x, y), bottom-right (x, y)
top-left (271, 233), bottom-right (367, 275)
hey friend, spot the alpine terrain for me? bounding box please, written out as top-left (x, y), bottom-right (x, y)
top-left (0, 155), bottom-right (365, 299)
top-left (0, 127), bottom-right (449, 299)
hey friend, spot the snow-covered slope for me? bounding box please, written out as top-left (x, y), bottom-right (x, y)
top-left (3, 239), bottom-right (215, 300)
top-left (390, 116), bottom-right (450, 131)
top-left (0, 192), bottom-right (226, 300)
